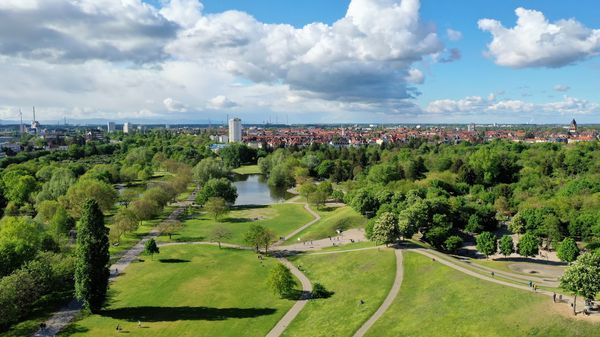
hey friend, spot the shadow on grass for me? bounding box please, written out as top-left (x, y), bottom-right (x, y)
top-left (232, 205), bottom-right (268, 211)
top-left (100, 306), bottom-right (277, 322)
top-left (175, 236), bottom-right (206, 242)
top-left (223, 217), bottom-right (252, 223)
top-left (493, 257), bottom-right (567, 266)
top-left (282, 289), bottom-right (312, 301)
top-left (159, 259), bottom-right (190, 263)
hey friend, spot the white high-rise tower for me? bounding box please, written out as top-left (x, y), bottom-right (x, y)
top-left (228, 118), bottom-right (242, 143)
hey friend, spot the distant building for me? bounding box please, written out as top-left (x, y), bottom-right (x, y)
top-left (468, 123), bottom-right (475, 132)
top-left (107, 122), bottom-right (116, 133)
top-left (218, 135), bottom-right (229, 143)
top-left (123, 122), bottom-right (130, 133)
top-left (569, 119), bottom-right (577, 133)
top-left (228, 118), bottom-right (242, 143)
top-left (30, 107), bottom-right (40, 134)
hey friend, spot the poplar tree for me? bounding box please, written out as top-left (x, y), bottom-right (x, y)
top-left (75, 199), bottom-right (110, 313)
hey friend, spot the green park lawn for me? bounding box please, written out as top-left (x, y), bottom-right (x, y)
top-left (283, 249), bottom-right (396, 337)
top-left (232, 165), bottom-right (262, 175)
top-left (59, 245), bottom-right (295, 337)
top-left (286, 205), bottom-right (366, 243)
top-left (157, 203), bottom-right (313, 245)
top-left (366, 252), bottom-right (599, 337)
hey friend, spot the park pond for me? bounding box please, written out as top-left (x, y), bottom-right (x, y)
top-left (233, 174), bottom-right (292, 206)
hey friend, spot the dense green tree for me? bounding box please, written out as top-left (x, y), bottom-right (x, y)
top-left (36, 168), bottom-right (76, 202)
top-left (50, 206), bottom-right (74, 238)
top-left (560, 252), bottom-right (600, 314)
top-left (476, 232), bottom-right (497, 258)
top-left (0, 217), bottom-right (42, 277)
top-left (74, 199), bottom-right (110, 313)
top-left (267, 263), bottom-right (296, 298)
top-left (349, 189), bottom-right (379, 217)
top-left (499, 235), bottom-right (515, 257)
top-left (204, 197), bottom-right (228, 221)
top-left (144, 239), bottom-right (160, 260)
top-left (193, 157), bottom-right (230, 183)
top-left (367, 163), bottom-right (403, 184)
top-left (244, 224), bottom-right (273, 252)
top-left (130, 198), bottom-right (160, 225)
top-left (195, 178), bottom-right (238, 206)
top-left (557, 237), bottom-right (580, 263)
top-left (517, 233), bottom-right (540, 258)
top-left (2, 170), bottom-right (37, 205)
top-left (444, 235), bottom-right (463, 253)
top-left (371, 212), bottom-right (399, 246)
top-left (405, 157), bottom-right (427, 180)
top-left (219, 144), bottom-right (257, 168)
top-left (64, 178), bottom-right (117, 217)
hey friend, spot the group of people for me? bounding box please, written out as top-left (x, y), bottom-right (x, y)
top-left (528, 281), bottom-right (538, 292)
top-left (552, 292), bottom-right (563, 303)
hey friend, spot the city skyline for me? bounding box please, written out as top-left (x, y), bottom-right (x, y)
top-left (1, 0), bottom-right (600, 124)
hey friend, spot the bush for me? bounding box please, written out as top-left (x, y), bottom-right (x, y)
top-left (311, 282), bottom-right (333, 299)
top-left (444, 235), bottom-right (463, 253)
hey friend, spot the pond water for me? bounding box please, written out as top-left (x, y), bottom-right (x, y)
top-left (233, 174), bottom-right (292, 206)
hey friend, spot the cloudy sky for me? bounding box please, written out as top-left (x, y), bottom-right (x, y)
top-left (1, 0), bottom-right (600, 124)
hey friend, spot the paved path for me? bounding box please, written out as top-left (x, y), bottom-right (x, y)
top-left (414, 247), bottom-right (559, 288)
top-left (31, 185), bottom-right (198, 337)
top-left (410, 248), bottom-right (555, 297)
top-left (352, 249), bottom-right (404, 337)
top-left (265, 258), bottom-right (312, 337)
top-left (273, 203), bottom-right (321, 245)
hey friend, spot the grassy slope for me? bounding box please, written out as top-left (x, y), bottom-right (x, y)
top-left (286, 206), bottom-right (366, 243)
top-left (232, 165), bottom-right (262, 175)
top-left (157, 203), bottom-right (313, 245)
top-left (284, 249), bottom-right (396, 337)
top-left (366, 252), bottom-right (599, 337)
top-left (59, 245), bottom-right (295, 337)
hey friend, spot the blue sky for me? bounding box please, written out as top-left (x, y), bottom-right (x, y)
top-left (1, 0), bottom-right (600, 123)
top-left (194, 0), bottom-right (600, 113)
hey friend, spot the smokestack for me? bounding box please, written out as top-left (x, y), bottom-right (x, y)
top-left (33, 106), bottom-right (36, 122)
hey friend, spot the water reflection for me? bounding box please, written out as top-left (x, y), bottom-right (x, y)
top-left (233, 174), bottom-right (291, 206)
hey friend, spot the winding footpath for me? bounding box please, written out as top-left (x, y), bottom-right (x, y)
top-left (265, 259), bottom-right (313, 337)
top-left (352, 249), bottom-right (404, 337)
top-left (409, 247), bottom-right (557, 297)
top-left (31, 186), bottom-right (198, 337)
top-left (274, 203), bottom-right (321, 245)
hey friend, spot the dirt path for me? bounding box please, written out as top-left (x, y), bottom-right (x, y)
top-left (411, 248), bottom-right (555, 295)
top-left (31, 186), bottom-right (198, 337)
top-left (352, 249), bottom-right (404, 337)
top-left (409, 247), bottom-right (598, 318)
top-left (416, 248), bottom-right (559, 287)
top-left (265, 258), bottom-right (312, 337)
top-left (273, 203), bottom-right (321, 245)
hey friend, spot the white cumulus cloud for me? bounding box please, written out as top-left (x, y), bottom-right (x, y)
top-left (208, 95), bottom-right (237, 109)
top-left (163, 97), bottom-right (188, 112)
top-left (426, 95), bottom-right (600, 115)
top-left (166, 0), bottom-right (443, 102)
top-left (478, 7), bottom-right (600, 68)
